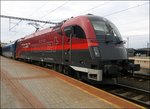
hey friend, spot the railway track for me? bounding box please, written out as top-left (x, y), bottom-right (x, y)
top-left (133, 72), bottom-right (150, 80)
top-left (78, 73), bottom-right (150, 108)
top-left (96, 73), bottom-right (150, 108)
top-left (98, 84), bottom-right (150, 108)
top-left (117, 75), bottom-right (150, 92)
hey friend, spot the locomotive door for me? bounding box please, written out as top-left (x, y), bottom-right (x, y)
top-left (63, 26), bottom-right (73, 63)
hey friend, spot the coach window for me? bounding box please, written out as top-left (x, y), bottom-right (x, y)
top-left (73, 25), bottom-right (86, 39)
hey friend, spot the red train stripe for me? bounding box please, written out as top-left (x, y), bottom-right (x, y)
top-left (17, 42), bottom-right (98, 52)
top-left (16, 41), bottom-right (98, 58)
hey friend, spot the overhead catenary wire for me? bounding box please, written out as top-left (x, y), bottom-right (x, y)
top-left (6, 2), bottom-right (49, 32)
top-left (39, 1), bottom-right (69, 19)
top-left (8, 1), bottom-right (149, 31)
top-left (103, 2), bottom-right (149, 17)
top-left (0, 15), bottom-right (58, 24)
top-left (9, 20), bottom-right (22, 31)
top-left (117, 19), bottom-right (149, 28)
top-left (78, 1), bottom-right (110, 15)
top-left (1, 14), bottom-right (58, 36)
top-left (2, 1), bottom-right (149, 38)
top-left (28, 1), bottom-right (49, 17)
top-left (11, 2), bottom-right (64, 32)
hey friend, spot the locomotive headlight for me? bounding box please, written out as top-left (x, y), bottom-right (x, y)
top-left (93, 47), bottom-right (100, 57)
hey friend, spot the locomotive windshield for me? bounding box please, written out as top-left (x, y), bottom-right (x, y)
top-left (90, 19), bottom-right (123, 44)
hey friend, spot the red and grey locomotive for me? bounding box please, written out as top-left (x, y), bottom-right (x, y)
top-left (2, 15), bottom-right (140, 83)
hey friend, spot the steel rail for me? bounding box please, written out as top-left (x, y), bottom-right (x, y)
top-left (116, 83), bottom-right (150, 94)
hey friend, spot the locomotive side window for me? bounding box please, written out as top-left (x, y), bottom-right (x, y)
top-left (55, 28), bottom-right (62, 35)
top-left (64, 27), bottom-right (72, 37)
top-left (64, 26), bottom-right (86, 39)
top-left (73, 26), bottom-right (86, 39)
top-left (57, 29), bottom-right (62, 35)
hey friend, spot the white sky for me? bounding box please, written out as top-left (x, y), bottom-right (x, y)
top-left (1, 0), bottom-right (149, 48)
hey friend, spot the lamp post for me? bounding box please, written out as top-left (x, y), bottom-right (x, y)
top-left (127, 37), bottom-right (129, 48)
top-left (147, 42), bottom-right (150, 56)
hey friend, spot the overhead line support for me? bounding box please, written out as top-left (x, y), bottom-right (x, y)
top-left (0, 15), bottom-right (58, 24)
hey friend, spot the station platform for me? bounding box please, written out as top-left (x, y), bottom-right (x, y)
top-left (129, 56), bottom-right (150, 69)
top-left (1, 56), bottom-right (144, 108)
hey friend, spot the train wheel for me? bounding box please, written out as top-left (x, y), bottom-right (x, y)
top-left (63, 66), bottom-right (71, 75)
top-left (45, 63), bottom-right (52, 69)
top-left (40, 62), bottom-right (45, 66)
top-left (53, 64), bottom-right (57, 71)
top-left (75, 71), bottom-right (82, 80)
top-left (58, 65), bottom-right (63, 73)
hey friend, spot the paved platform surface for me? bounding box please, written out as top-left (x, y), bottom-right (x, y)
top-left (0, 56), bottom-right (143, 108)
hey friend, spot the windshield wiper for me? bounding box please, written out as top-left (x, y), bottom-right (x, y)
top-left (105, 35), bottom-right (113, 43)
top-left (105, 39), bottom-right (113, 43)
top-left (116, 40), bottom-right (123, 44)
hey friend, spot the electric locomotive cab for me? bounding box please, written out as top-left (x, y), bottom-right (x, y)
top-left (88, 16), bottom-right (140, 78)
